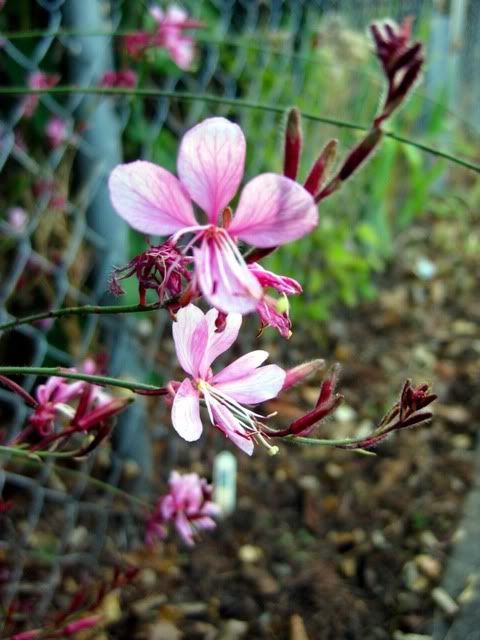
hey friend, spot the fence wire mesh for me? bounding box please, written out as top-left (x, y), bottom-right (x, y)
top-left (0, 0), bottom-right (478, 630)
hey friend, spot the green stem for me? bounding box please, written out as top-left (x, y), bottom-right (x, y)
top-left (0, 447), bottom-right (149, 507)
top-left (285, 434), bottom-right (375, 448)
top-left (0, 300), bottom-right (163, 332)
top-left (0, 366), bottom-right (165, 394)
top-left (2, 86), bottom-right (478, 173)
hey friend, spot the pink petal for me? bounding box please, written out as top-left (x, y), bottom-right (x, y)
top-left (248, 262), bottom-right (302, 295)
top-left (199, 308), bottom-right (242, 376)
top-left (229, 173), bottom-right (318, 247)
top-left (214, 364), bottom-right (285, 405)
top-left (177, 118), bottom-right (246, 224)
top-left (212, 350), bottom-right (269, 385)
top-left (175, 511), bottom-right (195, 546)
top-left (172, 305), bottom-right (209, 376)
top-left (171, 378), bottom-right (203, 441)
top-left (193, 236), bottom-right (262, 314)
top-left (209, 398), bottom-right (254, 455)
top-left (109, 161), bottom-right (197, 235)
top-left (149, 5), bottom-right (164, 22)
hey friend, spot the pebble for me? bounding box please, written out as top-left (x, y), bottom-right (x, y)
top-left (419, 530), bottom-right (438, 549)
top-left (450, 434), bottom-right (472, 449)
top-left (238, 544), bottom-right (264, 564)
top-left (339, 556), bottom-right (357, 578)
top-left (190, 622), bottom-right (217, 640)
top-left (67, 526), bottom-right (89, 550)
top-left (325, 463), bottom-right (343, 479)
top-left (431, 587), bottom-right (459, 616)
top-left (177, 601), bottom-right (208, 618)
top-left (218, 619), bottom-right (249, 640)
top-left (147, 621), bottom-right (182, 640)
top-left (415, 554), bottom-right (441, 581)
top-left (298, 475), bottom-right (321, 491)
top-left (132, 594), bottom-right (167, 617)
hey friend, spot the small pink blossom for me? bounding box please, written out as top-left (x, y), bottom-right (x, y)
top-left (109, 117), bottom-right (318, 314)
top-left (149, 4), bottom-right (196, 70)
top-left (45, 116), bottom-right (68, 148)
top-left (169, 304), bottom-right (285, 454)
top-left (124, 4), bottom-right (202, 69)
top-left (99, 69), bottom-right (138, 89)
top-left (146, 471), bottom-right (219, 546)
top-left (28, 375), bottom-right (86, 437)
top-left (248, 262), bottom-right (302, 338)
top-left (23, 71), bottom-right (60, 118)
top-left (7, 207), bottom-right (28, 232)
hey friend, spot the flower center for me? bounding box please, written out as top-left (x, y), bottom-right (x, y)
top-left (196, 379), bottom-right (279, 455)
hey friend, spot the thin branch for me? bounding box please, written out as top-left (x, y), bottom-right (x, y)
top-left (0, 300), bottom-right (164, 332)
top-left (1, 86), bottom-right (478, 173)
top-left (0, 366), bottom-right (166, 394)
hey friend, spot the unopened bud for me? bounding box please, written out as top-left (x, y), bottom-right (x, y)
top-left (304, 139), bottom-right (338, 196)
top-left (283, 107), bottom-right (303, 181)
top-left (282, 359), bottom-right (325, 391)
top-left (338, 128), bottom-right (383, 182)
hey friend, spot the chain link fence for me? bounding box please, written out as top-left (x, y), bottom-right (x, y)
top-left (0, 0), bottom-right (478, 631)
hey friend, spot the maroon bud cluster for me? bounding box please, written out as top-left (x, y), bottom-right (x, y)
top-left (0, 373), bottom-right (130, 457)
top-left (269, 364), bottom-right (344, 438)
top-left (281, 18), bottom-right (424, 206)
top-left (337, 379), bottom-right (437, 451)
top-left (109, 241), bottom-right (192, 306)
top-left (370, 18), bottom-right (424, 127)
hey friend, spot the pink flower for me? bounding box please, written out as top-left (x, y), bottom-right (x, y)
top-left (146, 471), bottom-right (220, 546)
top-left (248, 262), bottom-right (302, 338)
top-left (124, 4), bottom-right (202, 69)
top-left (6, 359), bottom-right (114, 440)
top-left (109, 117), bottom-right (318, 314)
top-left (150, 4), bottom-right (196, 70)
top-left (28, 376), bottom-right (86, 437)
top-left (23, 71), bottom-right (60, 118)
top-left (170, 304), bottom-right (285, 454)
top-left (99, 69), bottom-right (137, 89)
top-left (7, 207), bottom-right (28, 232)
top-left (45, 117), bottom-right (68, 148)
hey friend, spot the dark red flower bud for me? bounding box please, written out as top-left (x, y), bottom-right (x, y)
top-left (283, 107), bottom-right (303, 181)
top-left (303, 139), bottom-right (337, 196)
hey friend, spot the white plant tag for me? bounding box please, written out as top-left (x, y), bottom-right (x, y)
top-left (213, 450), bottom-right (237, 517)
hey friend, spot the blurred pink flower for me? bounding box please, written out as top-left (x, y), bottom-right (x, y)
top-left (109, 117), bottom-right (318, 314)
top-left (146, 471), bottom-right (219, 546)
top-left (7, 207), bottom-right (28, 232)
top-left (150, 4), bottom-right (195, 70)
top-left (99, 69), bottom-right (138, 89)
top-left (5, 359), bottom-right (114, 440)
top-left (28, 376), bottom-right (86, 437)
top-left (45, 116), bottom-right (68, 148)
top-left (169, 304), bottom-right (285, 454)
top-left (23, 71), bottom-right (60, 118)
top-left (124, 4), bottom-right (203, 69)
